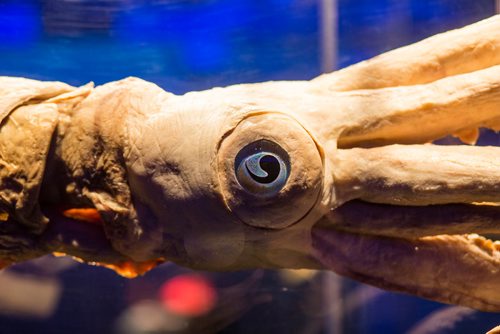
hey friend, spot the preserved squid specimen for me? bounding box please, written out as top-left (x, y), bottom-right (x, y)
top-left (0, 15), bottom-right (499, 312)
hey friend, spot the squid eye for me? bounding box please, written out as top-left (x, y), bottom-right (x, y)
top-left (235, 140), bottom-right (290, 197)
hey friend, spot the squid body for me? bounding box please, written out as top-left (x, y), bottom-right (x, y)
top-left (0, 15), bottom-right (499, 311)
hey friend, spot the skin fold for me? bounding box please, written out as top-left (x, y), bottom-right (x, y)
top-left (0, 15), bottom-right (499, 311)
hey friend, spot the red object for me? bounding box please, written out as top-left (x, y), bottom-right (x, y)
top-left (160, 275), bottom-right (217, 317)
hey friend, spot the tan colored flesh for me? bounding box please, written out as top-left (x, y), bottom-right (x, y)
top-left (312, 14), bottom-right (500, 91)
top-left (300, 16), bottom-right (500, 311)
top-left (0, 103), bottom-right (59, 233)
top-left (0, 77), bottom-right (74, 123)
top-left (333, 145), bottom-right (500, 206)
top-left (331, 65), bottom-right (500, 148)
top-left (313, 229), bottom-right (500, 312)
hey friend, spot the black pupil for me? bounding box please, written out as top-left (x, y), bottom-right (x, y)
top-left (247, 155), bottom-right (281, 184)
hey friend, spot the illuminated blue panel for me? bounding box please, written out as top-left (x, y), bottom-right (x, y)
top-left (113, 0), bottom-right (318, 79)
top-left (0, 2), bottom-right (40, 46)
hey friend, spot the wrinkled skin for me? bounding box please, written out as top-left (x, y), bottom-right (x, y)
top-left (0, 16), bottom-right (499, 311)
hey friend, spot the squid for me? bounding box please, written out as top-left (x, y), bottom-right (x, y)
top-left (0, 15), bottom-right (499, 312)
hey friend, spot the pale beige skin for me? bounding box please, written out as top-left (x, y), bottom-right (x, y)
top-left (0, 16), bottom-right (499, 311)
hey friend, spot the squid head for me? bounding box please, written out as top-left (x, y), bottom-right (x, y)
top-left (1, 15), bottom-right (500, 312)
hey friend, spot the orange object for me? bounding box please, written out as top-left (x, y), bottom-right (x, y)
top-left (62, 208), bottom-right (103, 224)
top-left (101, 259), bottom-right (165, 278)
top-left (52, 251), bottom-right (164, 278)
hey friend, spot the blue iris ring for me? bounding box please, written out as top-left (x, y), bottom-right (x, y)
top-left (234, 140), bottom-right (290, 197)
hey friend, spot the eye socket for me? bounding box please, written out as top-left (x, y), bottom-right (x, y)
top-left (234, 140), bottom-right (290, 197)
top-left (217, 113), bottom-right (323, 229)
